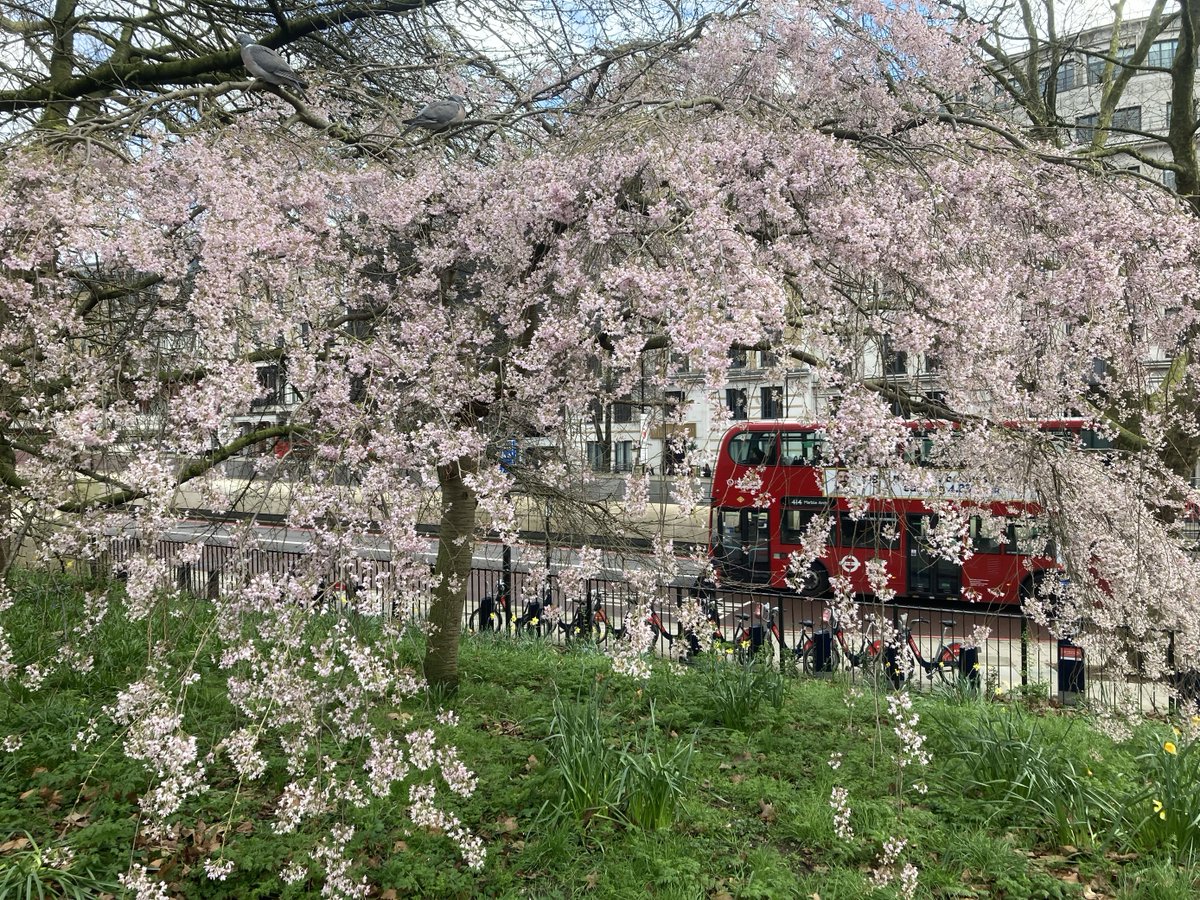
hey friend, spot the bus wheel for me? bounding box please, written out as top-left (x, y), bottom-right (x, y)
top-left (799, 563), bottom-right (830, 598)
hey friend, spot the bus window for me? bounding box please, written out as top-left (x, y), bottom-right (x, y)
top-left (1080, 429), bottom-right (1113, 451)
top-left (970, 516), bottom-right (1003, 553)
top-left (780, 500), bottom-right (831, 544)
top-left (780, 431), bottom-right (824, 465)
top-left (903, 434), bottom-right (935, 466)
top-left (1008, 521), bottom-right (1055, 557)
top-left (837, 513), bottom-right (900, 549)
top-left (728, 431), bottom-right (778, 465)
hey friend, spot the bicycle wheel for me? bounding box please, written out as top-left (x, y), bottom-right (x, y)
top-left (801, 644), bottom-right (841, 675)
top-left (933, 647), bottom-right (959, 684)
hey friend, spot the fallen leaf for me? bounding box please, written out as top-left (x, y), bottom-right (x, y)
top-left (718, 762), bottom-right (733, 771)
top-left (758, 800), bottom-right (776, 823)
top-left (235, 821), bottom-right (253, 834)
top-left (729, 773), bottom-right (745, 784)
top-left (0, 836), bottom-right (31, 852)
top-left (18, 788), bottom-right (36, 801)
top-left (392, 841), bottom-right (408, 852)
top-left (525, 755), bottom-right (540, 772)
top-left (498, 817), bottom-right (518, 833)
top-left (381, 890), bottom-right (398, 900)
top-left (31, 766), bottom-right (48, 775)
top-left (585, 870), bottom-right (599, 889)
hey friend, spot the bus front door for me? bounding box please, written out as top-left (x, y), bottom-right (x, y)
top-left (713, 507), bottom-right (772, 585)
top-left (905, 514), bottom-right (962, 598)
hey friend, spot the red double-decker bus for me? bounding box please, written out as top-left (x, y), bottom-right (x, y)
top-left (708, 420), bottom-right (1110, 604)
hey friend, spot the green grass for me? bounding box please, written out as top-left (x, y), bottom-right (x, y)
top-left (0, 571), bottom-right (1198, 898)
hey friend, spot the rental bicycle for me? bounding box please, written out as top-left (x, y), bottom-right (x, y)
top-left (612, 598), bottom-right (679, 646)
top-left (468, 581), bottom-right (512, 633)
top-left (557, 589), bottom-right (612, 642)
top-left (884, 614), bottom-right (961, 685)
top-left (514, 586), bottom-right (553, 636)
top-left (797, 610), bottom-right (884, 675)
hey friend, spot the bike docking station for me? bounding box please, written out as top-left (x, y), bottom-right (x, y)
top-left (1055, 579), bottom-right (1086, 706)
top-left (809, 609), bottom-right (836, 678)
top-left (1057, 637), bottom-right (1085, 706)
top-left (957, 644), bottom-right (981, 692)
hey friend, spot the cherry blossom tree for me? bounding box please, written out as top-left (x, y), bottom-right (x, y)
top-left (4, 0), bottom-right (1200, 886)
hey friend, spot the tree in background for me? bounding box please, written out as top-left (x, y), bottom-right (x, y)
top-left (946, 0), bottom-right (1200, 481)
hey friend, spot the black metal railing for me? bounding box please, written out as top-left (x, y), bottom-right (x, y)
top-left (92, 536), bottom-right (1189, 713)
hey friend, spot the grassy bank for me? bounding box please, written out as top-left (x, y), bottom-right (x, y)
top-left (0, 572), bottom-right (1197, 898)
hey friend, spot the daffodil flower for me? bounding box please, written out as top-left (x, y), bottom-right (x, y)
top-left (1164, 741), bottom-right (1177, 755)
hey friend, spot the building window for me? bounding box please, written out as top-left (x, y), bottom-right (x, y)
top-left (1112, 105), bottom-right (1142, 133)
top-left (1086, 47), bottom-right (1133, 85)
top-left (664, 390), bottom-right (686, 414)
top-left (725, 388), bottom-right (748, 420)
top-left (729, 348), bottom-right (748, 369)
top-left (759, 348), bottom-right (779, 368)
top-left (586, 441), bottom-right (606, 471)
top-left (1075, 106), bottom-right (1141, 143)
top-left (1039, 62), bottom-right (1075, 92)
top-left (613, 400), bottom-right (634, 424)
top-left (880, 336), bottom-right (907, 377)
top-left (1075, 113), bottom-right (1098, 142)
top-left (761, 386), bottom-right (783, 419)
top-left (1147, 39), bottom-right (1178, 69)
top-left (613, 440), bottom-right (633, 472)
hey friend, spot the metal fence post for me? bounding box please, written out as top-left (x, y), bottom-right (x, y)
top-left (1020, 616), bottom-right (1029, 688)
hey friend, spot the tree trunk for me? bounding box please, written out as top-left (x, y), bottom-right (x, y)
top-left (422, 456), bottom-right (478, 691)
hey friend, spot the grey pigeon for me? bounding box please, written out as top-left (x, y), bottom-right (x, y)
top-left (237, 35), bottom-right (308, 96)
top-left (402, 96), bottom-right (467, 136)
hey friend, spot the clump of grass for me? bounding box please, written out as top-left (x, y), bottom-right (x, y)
top-left (1122, 725), bottom-right (1200, 863)
top-left (0, 832), bottom-right (119, 900)
top-left (928, 703), bottom-right (1120, 847)
top-left (623, 703), bottom-right (696, 830)
top-left (544, 688), bottom-right (695, 832)
top-left (698, 654), bottom-right (785, 731)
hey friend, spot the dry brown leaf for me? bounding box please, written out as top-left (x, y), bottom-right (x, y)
top-left (18, 789), bottom-right (36, 801)
top-left (392, 840), bottom-right (408, 852)
top-left (498, 817), bottom-right (518, 833)
top-left (0, 836), bottom-right (31, 852)
top-left (525, 755), bottom-right (540, 771)
top-left (584, 870), bottom-right (599, 889)
top-left (235, 821), bottom-right (253, 834)
top-left (758, 800), bottom-right (776, 823)
top-left (31, 766), bottom-right (47, 775)
top-left (381, 890), bottom-right (398, 900)
top-left (729, 773), bottom-right (745, 784)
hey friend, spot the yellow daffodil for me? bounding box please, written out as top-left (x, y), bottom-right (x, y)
top-left (1164, 741), bottom-right (1178, 755)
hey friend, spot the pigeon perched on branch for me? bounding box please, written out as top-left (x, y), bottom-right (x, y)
top-left (237, 35), bottom-right (309, 96)
top-left (401, 96), bottom-right (467, 136)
